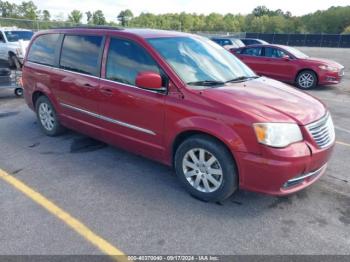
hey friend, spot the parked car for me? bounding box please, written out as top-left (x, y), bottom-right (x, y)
top-left (211, 37), bottom-right (245, 50)
top-left (23, 28), bottom-right (335, 202)
top-left (231, 44), bottom-right (345, 89)
top-left (0, 27), bottom-right (33, 68)
top-left (240, 38), bottom-right (269, 46)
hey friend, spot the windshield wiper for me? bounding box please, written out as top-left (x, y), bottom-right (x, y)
top-left (225, 76), bottom-right (260, 83)
top-left (187, 80), bottom-right (225, 86)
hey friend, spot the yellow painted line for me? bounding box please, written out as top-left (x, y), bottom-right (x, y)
top-left (336, 140), bottom-right (350, 147)
top-left (0, 169), bottom-right (128, 262)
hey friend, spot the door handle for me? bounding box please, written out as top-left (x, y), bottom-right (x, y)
top-left (100, 88), bottom-right (113, 96)
top-left (77, 82), bottom-right (96, 90)
top-left (83, 83), bottom-right (94, 88)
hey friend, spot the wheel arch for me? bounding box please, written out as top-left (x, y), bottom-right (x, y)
top-left (8, 50), bottom-right (16, 57)
top-left (171, 129), bottom-right (240, 172)
top-left (30, 82), bottom-right (56, 109)
top-left (32, 90), bottom-right (46, 108)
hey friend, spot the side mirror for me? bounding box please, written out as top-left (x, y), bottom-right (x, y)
top-left (135, 71), bottom-right (164, 91)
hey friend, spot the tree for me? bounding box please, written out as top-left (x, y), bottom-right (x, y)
top-left (41, 10), bottom-right (50, 21)
top-left (252, 6), bottom-right (271, 17)
top-left (343, 25), bottom-right (350, 34)
top-left (68, 10), bottom-right (83, 24)
top-left (0, 1), bottom-right (19, 18)
top-left (18, 1), bottom-right (39, 20)
top-left (0, 2), bottom-right (348, 34)
top-left (92, 10), bottom-right (106, 25)
top-left (117, 9), bottom-right (133, 26)
top-left (86, 11), bottom-right (92, 24)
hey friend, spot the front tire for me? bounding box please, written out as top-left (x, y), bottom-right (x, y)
top-left (14, 88), bottom-right (23, 97)
top-left (296, 70), bottom-right (317, 89)
top-left (174, 135), bottom-right (238, 202)
top-left (35, 96), bottom-right (65, 136)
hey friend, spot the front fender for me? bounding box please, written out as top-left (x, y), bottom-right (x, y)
top-left (165, 116), bottom-right (248, 164)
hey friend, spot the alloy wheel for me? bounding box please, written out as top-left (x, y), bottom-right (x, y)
top-left (298, 73), bottom-right (315, 89)
top-left (182, 148), bottom-right (223, 193)
top-left (38, 102), bottom-right (55, 131)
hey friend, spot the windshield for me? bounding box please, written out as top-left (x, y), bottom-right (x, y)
top-left (5, 31), bottom-right (33, 42)
top-left (148, 36), bottom-right (256, 87)
top-left (282, 46), bottom-right (309, 59)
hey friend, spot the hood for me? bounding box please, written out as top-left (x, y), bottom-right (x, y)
top-left (200, 77), bottom-right (326, 125)
top-left (7, 40), bottom-right (30, 57)
top-left (303, 57), bottom-right (344, 68)
top-left (7, 40), bottom-right (30, 46)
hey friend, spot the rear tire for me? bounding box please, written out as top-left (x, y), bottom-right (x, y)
top-left (296, 70), bottom-right (317, 89)
top-left (35, 96), bottom-right (65, 136)
top-left (174, 135), bottom-right (238, 202)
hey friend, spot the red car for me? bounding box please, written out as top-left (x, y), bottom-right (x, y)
top-left (22, 28), bottom-right (335, 202)
top-left (231, 44), bottom-right (345, 89)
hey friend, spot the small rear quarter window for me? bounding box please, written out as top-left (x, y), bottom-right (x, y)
top-left (27, 34), bottom-right (60, 66)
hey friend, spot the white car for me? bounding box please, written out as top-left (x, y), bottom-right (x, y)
top-left (0, 27), bottom-right (33, 68)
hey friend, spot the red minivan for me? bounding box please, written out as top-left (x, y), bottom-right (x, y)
top-left (22, 27), bottom-right (335, 202)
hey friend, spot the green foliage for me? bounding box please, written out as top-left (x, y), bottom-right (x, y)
top-left (117, 9), bottom-right (133, 26)
top-left (92, 10), bottom-right (106, 25)
top-left (343, 25), bottom-right (350, 34)
top-left (301, 6), bottom-right (350, 34)
top-left (127, 5), bottom-right (350, 33)
top-left (68, 10), bottom-right (83, 24)
top-left (41, 10), bottom-right (50, 21)
top-left (0, 1), bottom-right (19, 18)
top-left (85, 11), bottom-right (92, 24)
top-left (0, 2), bottom-right (349, 34)
top-left (18, 1), bottom-right (39, 20)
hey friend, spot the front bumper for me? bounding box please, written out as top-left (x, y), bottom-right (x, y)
top-left (235, 141), bottom-right (334, 196)
top-left (318, 68), bottom-right (344, 85)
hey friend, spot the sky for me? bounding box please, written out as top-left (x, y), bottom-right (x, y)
top-left (10, 0), bottom-right (350, 22)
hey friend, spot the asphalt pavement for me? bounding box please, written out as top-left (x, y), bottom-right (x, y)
top-left (0, 47), bottom-right (349, 256)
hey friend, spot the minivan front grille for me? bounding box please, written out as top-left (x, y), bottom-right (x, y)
top-left (306, 113), bottom-right (335, 149)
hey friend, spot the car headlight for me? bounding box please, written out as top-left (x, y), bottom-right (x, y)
top-left (253, 123), bottom-right (303, 148)
top-left (318, 65), bottom-right (338, 72)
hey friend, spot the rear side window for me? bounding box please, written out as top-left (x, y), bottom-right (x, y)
top-left (27, 34), bottom-right (60, 66)
top-left (241, 47), bottom-right (262, 56)
top-left (60, 35), bottom-right (103, 76)
top-left (106, 38), bottom-right (161, 86)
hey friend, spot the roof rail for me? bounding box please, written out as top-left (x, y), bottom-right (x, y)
top-left (50, 25), bottom-right (124, 30)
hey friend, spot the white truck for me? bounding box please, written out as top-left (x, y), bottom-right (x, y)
top-left (0, 27), bottom-right (33, 69)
